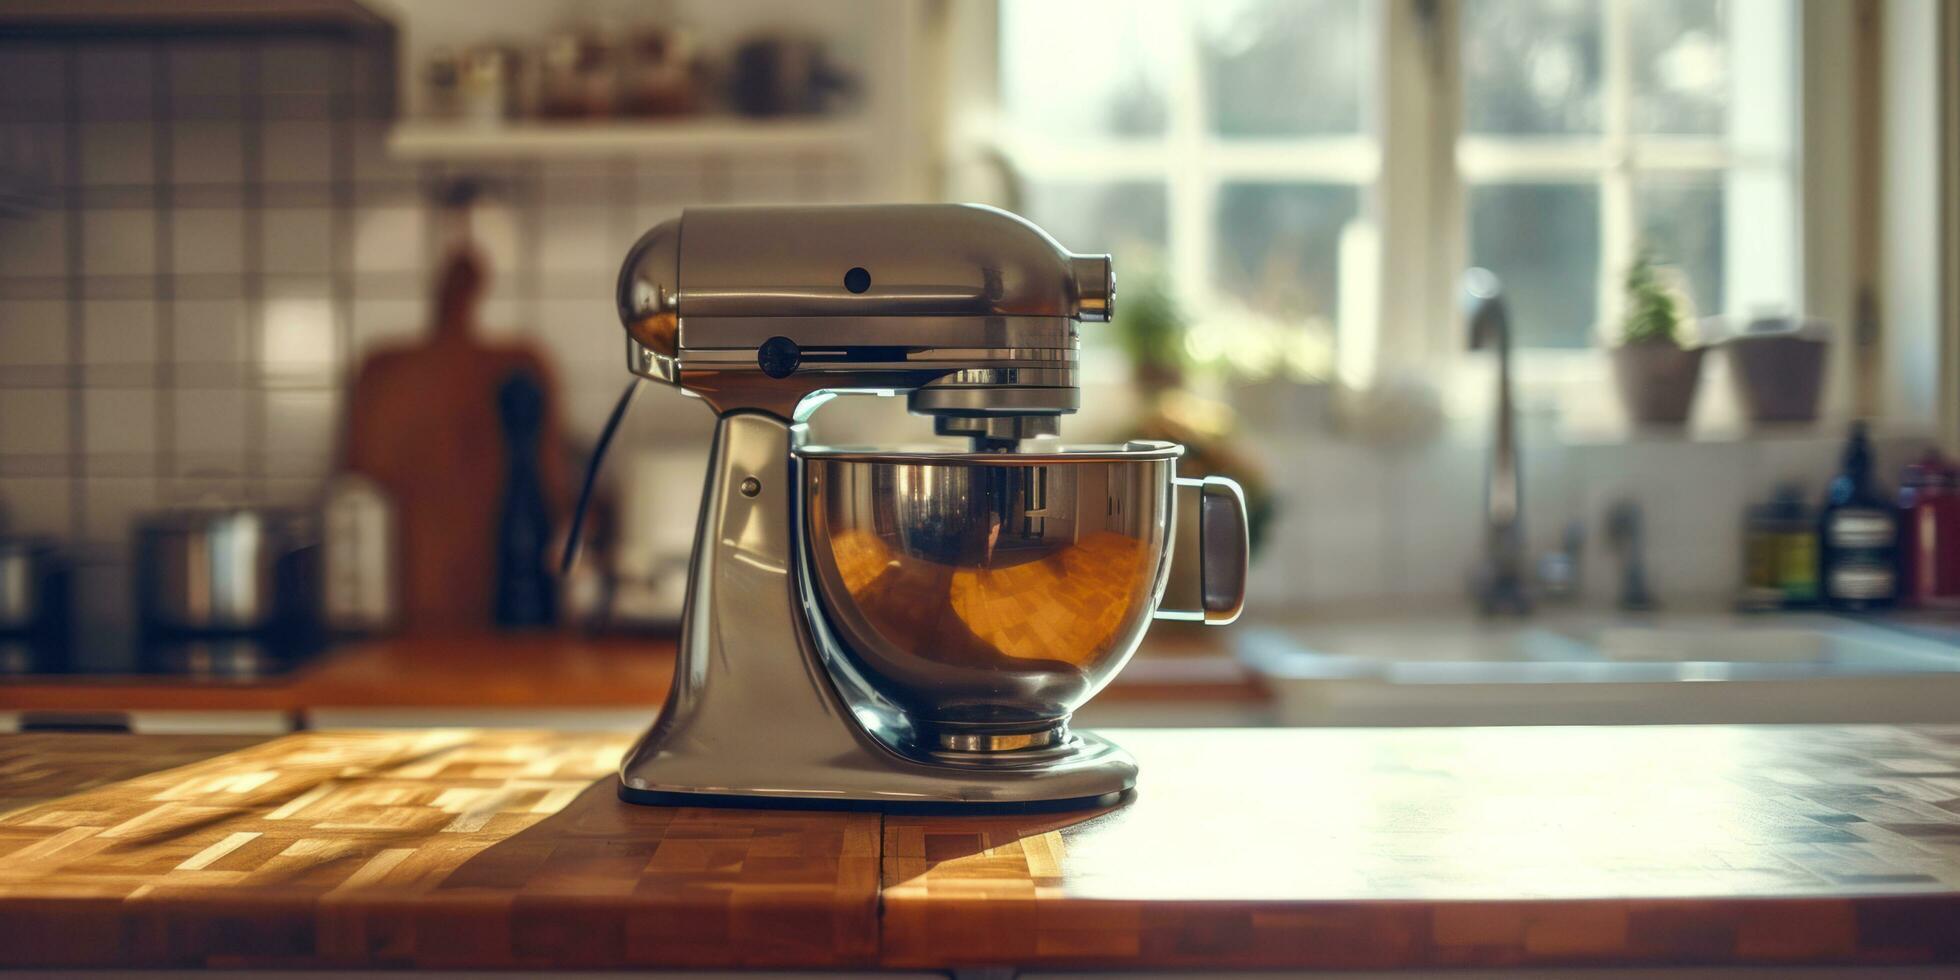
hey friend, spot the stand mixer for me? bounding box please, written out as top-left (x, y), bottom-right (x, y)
top-left (612, 204), bottom-right (1247, 810)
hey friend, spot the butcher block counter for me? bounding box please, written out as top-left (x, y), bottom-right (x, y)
top-left (4, 726), bottom-right (1960, 973)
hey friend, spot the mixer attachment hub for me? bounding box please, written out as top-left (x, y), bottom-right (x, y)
top-left (931, 413), bottom-right (1059, 452)
top-left (932, 721), bottom-right (1069, 754)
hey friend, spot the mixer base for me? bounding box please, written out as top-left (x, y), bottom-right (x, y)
top-left (618, 727), bottom-right (1140, 813)
top-left (617, 783), bottom-right (1131, 814)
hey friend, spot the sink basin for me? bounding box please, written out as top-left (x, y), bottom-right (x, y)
top-left (1589, 621), bottom-right (1960, 667)
top-left (1238, 612), bottom-right (1960, 726)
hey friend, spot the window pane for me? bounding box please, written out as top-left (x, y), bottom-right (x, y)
top-left (1468, 182), bottom-right (1601, 348)
top-left (999, 0), bottom-right (1173, 139)
top-left (1021, 180), bottom-right (1168, 262)
top-left (1636, 175), bottom-right (1724, 319)
top-left (1463, 0), bottom-right (1603, 135)
top-left (1199, 0), bottom-right (1367, 137)
top-left (1213, 183), bottom-right (1359, 323)
top-left (1632, 0), bottom-right (1728, 135)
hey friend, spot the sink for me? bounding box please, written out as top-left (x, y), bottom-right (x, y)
top-left (1589, 621), bottom-right (1960, 668)
top-left (1238, 612), bottom-right (1960, 726)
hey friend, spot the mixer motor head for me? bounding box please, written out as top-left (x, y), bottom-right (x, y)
top-left (616, 204), bottom-right (1113, 450)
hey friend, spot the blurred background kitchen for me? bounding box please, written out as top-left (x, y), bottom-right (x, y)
top-left (1, 0), bottom-right (1956, 733)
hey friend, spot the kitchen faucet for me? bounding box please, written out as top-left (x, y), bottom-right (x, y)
top-left (1464, 269), bottom-right (1530, 615)
top-left (1606, 499), bottom-right (1657, 611)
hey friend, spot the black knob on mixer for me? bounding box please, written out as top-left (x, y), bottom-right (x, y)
top-left (757, 336), bottom-right (801, 378)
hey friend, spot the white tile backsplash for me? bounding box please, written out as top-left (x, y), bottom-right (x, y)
top-left (79, 121), bottom-right (155, 186)
top-left (350, 118), bottom-right (413, 183)
top-left (1294, 440), bottom-right (1393, 603)
top-left (76, 47), bottom-right (154, 117)
top-left (81, 209), bottom-right (156, 276)
top-left (473, 201), bottom-right (523, 278)
top-left (173, 387), bottom-right (248, 456)
top-left (259, 39), bottom-right (336, 94)
top-left (349, 298), bottom-right (423, 352)
top-left (12, 31), bottom-right (1930, 649)
top-left (81, 299), bottom-right (157, 366)
top-left (0, 478), bottom-right (72, 537)
top-left (0, 37), bottom-right (381, 641)
top-left (263, 388), bottom-right (336, 476)
top-left (534, 299), bottom-right (619, 368)
top-left (261, 119), bottom-right (333, 183)
top-left (539, 205), bottom-right (615, 276)
top-left (261, 278), bottom-right (336, 383)
top-left (170, 119), bottom-right (244, 185)
top-left (170, 207), bottom-right (244, 275)
top-left (80, 477), bottom-right (154, 546)
top-left (262, 207), bottom-right (333, 275)
top-left (169, 43), bottom-right (245, 100)
top-left (172, 298), bottom-right (247, 366)
top-left (0, 389), bottom-right (71, 456)
top-left (82, 388), bottom-right (156, 458)
top-left (0, 208), bottom-right (70, 278)
top-left (352, 206), bottom-right (426, 274)
top-left (0, 300), bottom-right (70, 365)
top-left (1385, 441), bottom-right (1485, 599)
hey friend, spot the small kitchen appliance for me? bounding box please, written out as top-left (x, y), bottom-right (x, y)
top-left (610, 204), bottom-right (1248, 810)
top-left (134, 504), bottom-right (319, 677)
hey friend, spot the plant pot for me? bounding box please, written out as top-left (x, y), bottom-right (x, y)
top-left (1612, 342), bottom-right (1706, 426)
top-left (1723, 333), bottom-right (1827, 424)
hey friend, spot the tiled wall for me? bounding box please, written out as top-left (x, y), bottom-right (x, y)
top-left (0, 35), bottom-right (1940, 659)
top-left (1242, 413), bottom-right (1934, 615)
top-left (0, 33), bottom-right (863, 656)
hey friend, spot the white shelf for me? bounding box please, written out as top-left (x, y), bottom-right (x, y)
top-left (387, 117), bottom-right (872, 162)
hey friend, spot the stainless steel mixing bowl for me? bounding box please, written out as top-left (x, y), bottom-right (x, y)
top-left (800, 441), bottom-right (1183, 751)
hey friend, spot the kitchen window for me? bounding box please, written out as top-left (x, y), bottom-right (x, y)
top-left (1461, 0), bottom-right (1799, 350)
top-left (988, 0), bottom-right (1380, 384)
top-left (970, 0), bottom-right (1811, 402)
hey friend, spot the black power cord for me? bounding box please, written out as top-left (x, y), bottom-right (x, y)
top-left (560, 378), bottom-right (644, 577)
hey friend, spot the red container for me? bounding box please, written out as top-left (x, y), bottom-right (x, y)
top-left (1898, 451), bottom-right (1960, 607)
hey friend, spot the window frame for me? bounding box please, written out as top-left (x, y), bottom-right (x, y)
top-left (953, 0), bottom-right (1861, 436)
top-left (972, 0), bottom-right (1390, 387)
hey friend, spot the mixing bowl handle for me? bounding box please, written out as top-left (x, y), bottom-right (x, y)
top-left (1155, 476), bottom-right (1249, 626)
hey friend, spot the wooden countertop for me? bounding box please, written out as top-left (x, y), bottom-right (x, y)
top-left (0, 630), bottom-right (1263, 714)
top-left (4, 725), bottom-right (1960, 970)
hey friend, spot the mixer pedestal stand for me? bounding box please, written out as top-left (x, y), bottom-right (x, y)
top-left (617, 411), bottom-right (1137, 812)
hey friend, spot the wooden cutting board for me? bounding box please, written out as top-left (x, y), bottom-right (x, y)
top-left (344, 249), bottom-right (569, 633)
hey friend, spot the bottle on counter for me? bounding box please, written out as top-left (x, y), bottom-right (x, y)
top-left (493, 370), bottom-right (558, 628)
top-left (1898, 450), bottom-right (1960, 608)
top-left (1818, 422), bottom-right (1899, 610)
top-left (1741, 483), bottom-right (1817, 610)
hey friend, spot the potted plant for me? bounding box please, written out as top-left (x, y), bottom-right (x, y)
top-left (1111, 266), bottom-right (1277, 557)
top-left (1611, 246), bottom-right (1705, 426)
top-left (1721, 314), bottom-right (1829, 425)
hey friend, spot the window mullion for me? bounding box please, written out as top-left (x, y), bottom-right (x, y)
top-left (1383, 0), bottom-right (1449, 373)
top-left (1600, 0), bottom-right (1637, 341)
top-left (1168, 2), bottom-right (1211, 315)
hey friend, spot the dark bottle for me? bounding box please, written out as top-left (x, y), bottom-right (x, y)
top-left (1818, 422), bottom-right (1898, 610)
top-left (493, 370), bottom-right (558, 627)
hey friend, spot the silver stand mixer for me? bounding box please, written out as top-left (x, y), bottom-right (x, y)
top-left (611, 204), bottom-right (1247, 811)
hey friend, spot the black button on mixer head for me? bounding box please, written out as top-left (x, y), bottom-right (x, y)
top-left (757, 336), bottom-right (801, 378)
